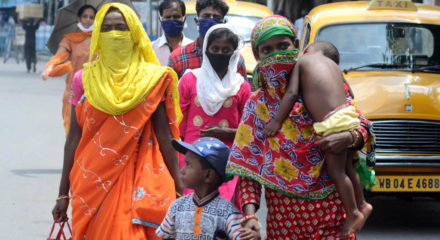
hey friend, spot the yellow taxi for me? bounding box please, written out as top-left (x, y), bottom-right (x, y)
top-left (183, 0), bottom-right (273, 82)
top-left (300, 0), bottom-right (440, 196)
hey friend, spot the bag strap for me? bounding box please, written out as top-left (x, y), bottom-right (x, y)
top-left (47, 221), bottom-right (57, 239)
top-left (56, 221), bottom-right (66, 240)
top-left (65, 221), bottom-right (73, 236)
top-left (47, 220), bottom-right (72, 240)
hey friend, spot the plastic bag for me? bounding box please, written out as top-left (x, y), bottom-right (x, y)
top-left (46, 220), bottom-right (72, 240)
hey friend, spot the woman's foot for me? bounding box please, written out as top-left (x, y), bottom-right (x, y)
top-left (336, 232), bottom-right (355, 240)
top-left (338, 210), bottom-right (364, 239)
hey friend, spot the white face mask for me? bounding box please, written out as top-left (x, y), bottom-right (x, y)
top-left (77, 22), bottom-right (93, 32)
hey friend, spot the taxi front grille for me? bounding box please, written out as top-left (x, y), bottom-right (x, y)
top-left (372, 120), bottom-right (440, 154)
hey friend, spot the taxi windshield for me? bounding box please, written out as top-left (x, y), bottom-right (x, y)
top-left (316, 23), bottom-right (440, 72)
top-left (183, 14), bottom-right (261, 42)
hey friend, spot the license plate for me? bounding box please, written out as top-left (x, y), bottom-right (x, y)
top-left (371, 176), bottom-right (440, 192)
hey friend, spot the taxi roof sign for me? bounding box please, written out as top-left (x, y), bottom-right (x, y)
top-left (368, 0), bottom-right (417, 11)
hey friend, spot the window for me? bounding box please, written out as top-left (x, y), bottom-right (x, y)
top-left (316, 23), bottom-right (440, 71)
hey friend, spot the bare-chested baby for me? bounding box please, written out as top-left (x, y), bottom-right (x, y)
top-left (264, 41), bottom-right (373, 238)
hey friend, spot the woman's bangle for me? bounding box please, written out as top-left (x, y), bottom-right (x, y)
top-left (347, 129), bottom-right (361, 149)
top-left (240, 214), bottom-right (259, 225)
top-left (176, 192), bottom-right (182, 198)
top-left (56, 195), bottom-right (70, 201)
top-left (347, 129), bottom-right (355, 148)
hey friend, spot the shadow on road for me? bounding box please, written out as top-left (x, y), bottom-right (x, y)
top-left (358, 196), bottom-right (440, 239)
top-left (11, 168), bottom-right (61, 177)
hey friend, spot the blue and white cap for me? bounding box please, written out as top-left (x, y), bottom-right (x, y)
top-left (172, 137), bottom-right (231, 182)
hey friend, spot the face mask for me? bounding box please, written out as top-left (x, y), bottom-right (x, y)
top-left (198, 18), bottom-right (222, 38)
top-left (253, 49), bottom-right (298, 89)
top-left (206, 52), bottom-right (232, 73)
top-left (161, 19), bottom-right (184, 37)
top-left (99, 31), bottom-right (134, 70)
top-left (77, 22), bottom-right (93, 32)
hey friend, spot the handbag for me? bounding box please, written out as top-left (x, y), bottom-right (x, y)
top-left (47, 220), bottom-right (72, 240)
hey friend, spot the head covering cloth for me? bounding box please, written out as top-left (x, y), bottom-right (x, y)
top-left (251, 15), bottom-right (297, 60)
top-left (82, 3), bottom-right (181, 121)
top-left (251, 15), bottom-right (299, 91)
top-left (188, 23), bottom-right (244, 116)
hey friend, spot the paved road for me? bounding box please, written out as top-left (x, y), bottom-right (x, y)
top-left (1, 57), bottom-right (440, 239)
top-left (359, 196), bottom-right (440, 239)
top-left (1, 57), bottom-right (66, 239)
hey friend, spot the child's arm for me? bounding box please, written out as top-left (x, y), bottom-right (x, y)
top-left (264, 63), bottom-right (301, 137)
top-left (226, 209), bottom-right (253, 240)
top-left (155, 202), bottom-right (177, 239)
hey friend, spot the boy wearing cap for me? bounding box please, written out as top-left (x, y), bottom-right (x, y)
top-left (156, 137), bottom-right (257, 240)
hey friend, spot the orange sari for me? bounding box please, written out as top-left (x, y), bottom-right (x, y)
top-left (44, 32), bottom-right (92, 136)
top-left (69, 72), bottom-right (179, 239)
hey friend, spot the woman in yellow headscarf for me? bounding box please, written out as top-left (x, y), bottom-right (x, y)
top-left (51, 3), bottom-right (183, 239)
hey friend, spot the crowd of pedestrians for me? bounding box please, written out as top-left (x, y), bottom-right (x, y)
top-left (46, 0), bottom-right (375, 239)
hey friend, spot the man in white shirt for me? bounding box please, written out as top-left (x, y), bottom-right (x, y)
top-left (152, 0), bottom-right (192, 66)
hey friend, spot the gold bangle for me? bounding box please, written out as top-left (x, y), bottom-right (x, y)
top-left (348, 129), bottom-right (360, 149)
top-left (56, 195), bottom-right (70, 201)
top-left (347, 130), bottom-right (355, 148)
top-left (176, 192), bottom-right (182, 198)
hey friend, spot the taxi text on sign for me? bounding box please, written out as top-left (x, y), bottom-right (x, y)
top-left (368, 0), bottom-right (417, 11)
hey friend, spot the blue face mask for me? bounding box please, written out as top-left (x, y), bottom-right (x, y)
top-left (161, 19), bottom-right (184, 37)
top-left (198, 18), bottom-right (222, 38)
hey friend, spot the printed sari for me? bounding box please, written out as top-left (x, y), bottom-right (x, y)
top-left (226, 15), bottom-right (374, 239)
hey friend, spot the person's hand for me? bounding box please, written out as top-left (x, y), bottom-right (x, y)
top-left (40, 68), bottom-right (50, 80)
top-left (315, 131), bottom-right (352, 154)
top-left (239, 218), bottom-right (261, 240)
top-left (52, 198), bottom-right (69, 222)
top-left (239, 227), bottom-right (260, 240)
top-left (264, 120), bottom-right (281, 137)
top-left (199, 125), bottom-right (229, 139)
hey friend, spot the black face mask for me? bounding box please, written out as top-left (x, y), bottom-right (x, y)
top-left (206, 52), bottom-right (232, 72)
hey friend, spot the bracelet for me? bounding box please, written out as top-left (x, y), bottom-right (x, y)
top-left (347, 129), bottom-right (355, 148)
top-left (240, 215), bottom-right (259, 225)
top-left (56, 195), bottom-right (70, 201)
top-left (176, 192), bottom-right (182, 198)
top-left (347, 129), bottom-right (360, 149)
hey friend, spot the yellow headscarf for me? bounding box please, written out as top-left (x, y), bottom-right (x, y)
top-left (82, 2), bottom-right (181, 121)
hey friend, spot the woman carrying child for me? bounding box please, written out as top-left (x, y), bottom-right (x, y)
top-left (226, 15), bottom-right (375, 239)
top-left (178, 24), bottom-right (252, 201)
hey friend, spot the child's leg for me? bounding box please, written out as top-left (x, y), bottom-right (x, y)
top-left (326, 151), bottom-right (363, 237)
top-left (346, 151), bottom-right (373, 231)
